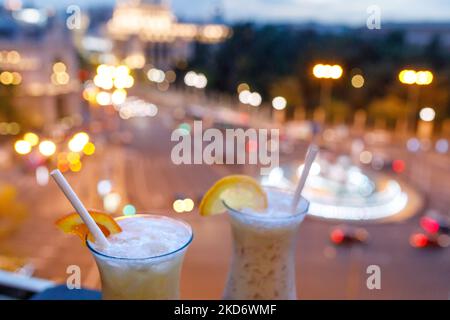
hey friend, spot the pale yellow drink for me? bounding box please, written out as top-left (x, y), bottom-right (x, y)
top-left (223, 188), bottom-right (309, 300)
top-left (87, 214), bottom-right (193, 300)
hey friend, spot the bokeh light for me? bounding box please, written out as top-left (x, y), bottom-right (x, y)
top-left (112, 88), bottom-right (127, 105)
top-left (35, 166), bottom-right (49, 186)
top-left (173, 199), bottom-right (185, 213)
top-left (14, 140), bottom-right (31, 155)
top-left (83, 142), bottom-right (96, 156)
top-left (97, 180), bottom-right (112, 197)
top-left (38, 140), bottom-right (56, 157)
top-left (68, 133), bottom-right (89, 153)
top-left (23, 132), bottom-right (39, 146)
top-left (406, 138), bottom-right (421, 153)
top-left (419, 107), bottom-right (435, 122)
top-left (272, 96), bottom-right (287, 110)
top-left (435, 139), bottom-right (448, 154)
top-left (359, 150), bottom-right (373, 164)
top-left (351, 74), bottom-right (365, 88)
top-left (104, 192), bottom-right (121, 213)
top-left (183, 198), bottom-right (195, 212)
top-left (96, 91), bottom-right (112, 106)
top-left (237, 83), bottom-right (250, 93)
top-left (123, 204), bottom-right (136, 216)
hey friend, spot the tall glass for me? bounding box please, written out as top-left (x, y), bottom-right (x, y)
top-left (223, 188), bottom-right (309, 300)
top-left (87, 214), bottom-right (193, 300)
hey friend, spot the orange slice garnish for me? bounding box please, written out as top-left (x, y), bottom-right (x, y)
top-left (55, 210), bottom-right (122, 242)
top-left (199, 175), bottom-right (268, 216)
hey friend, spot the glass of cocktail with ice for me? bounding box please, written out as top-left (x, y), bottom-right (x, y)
top-left (51, 170), bottom-right (193, 300)
top-left (223, 188), bottom-right (308, 299)
top-left (87, 214), bottom-right (192, 299)
top-left (199, 145), bottom-right (318, 300)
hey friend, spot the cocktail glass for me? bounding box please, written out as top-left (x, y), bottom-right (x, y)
top-left (223, 188), bottom-right (309, 300)
top-left (87, 214), bottom-right (193, 300)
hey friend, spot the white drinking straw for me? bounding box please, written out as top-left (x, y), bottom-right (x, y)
top-left (50, 169), bottom-right (109, 247)
top-left (291, 144), bottom-right (319, 213)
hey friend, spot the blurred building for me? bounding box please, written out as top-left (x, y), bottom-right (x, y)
top-left (0, 6), bottom-right (80, 128)
top-left (107, 0), bottom-right (230, 70)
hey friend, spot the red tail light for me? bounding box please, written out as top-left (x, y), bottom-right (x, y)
top-left (392, 159), bottom-right (405, 173)
top-left (410, 233), bottom-right (428, 248)
top-left (420, 217), bottom-right (440, 234)
top-left (331, 229), bottom-right (345, 244)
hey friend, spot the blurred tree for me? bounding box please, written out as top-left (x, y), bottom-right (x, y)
top-left (0, 85), bottom-right (18, 122)
top-left (269, 76), bottom-right (303, 105)
top-left (188, 24), bottom-right (450, 122)
top-left (368, 94), bottom-right (407, 127)
top-left (269, 76), bottom-right (304, 120)
top-left (325, 99), bottom-right (351, 124)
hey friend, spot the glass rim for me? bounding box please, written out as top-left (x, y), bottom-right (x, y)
top-left (223, 186), bottom-right (310, 221)
top-left (86, 213), bottom-right (193, 261)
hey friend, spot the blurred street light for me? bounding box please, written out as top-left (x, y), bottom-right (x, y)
top-left (83, 142), bottom-right (96, 156)
top-left (419, 107), bottom-right (435, 122)
top-left (53, 62), bottom-right (66, 73)
top-left (0, 71), bottom-right (14, 85)
top-left (237, 83), bottom-right (250, 93)
top-left (417, 107), bottom-right (436, 139)
top-left (147, 68), bottom-right (165, 83)
top-left (313, 64), bottom-right (343, 79)
top-left (248, 92), bottom-right (262, 107)
top-left (239, 89), bottom-right (262, 107)
top-left (94, 74), bottom-right (114, 90)
top-left (96, 91), bottom-right (112, 106)
top-left (312, 63), bottom-right (343, 111)
top-left (184, 71), bottom-right (207, 89)
top-left (239, 90), bottom-right (251, 104)
top-left (68, 132), bottom-right (89, 152)
top-left (351, 74), bottom-right (365, 88)
top-left (172, 198), bottom-right (195, 213)
top-left (97, 180), bottom-right (112, 197)
top-left (51, 62), bottom-right (70, 86)
top-left (23, 132), bottom-right (39, 146)
top-left (272, 96), bottom-right (287, 110)
top-left (14, 140), bottom-right (31, 155)
top-left (0, 71), bottom-right (23, 86)
top-left (399, 69), bottom-right (433, 85)
top-left (38, 140), bottom-right (56, 157)
top-left (104, 192), bottom-right (121, 213)
top-left (111, 88), bottom-right (127, 105)
top-left (399, 69), bottom-right (434, 133)
top-left (94, 64), bottom-right (134, 95)
top-left (35, 166), bottom-right (49, 186)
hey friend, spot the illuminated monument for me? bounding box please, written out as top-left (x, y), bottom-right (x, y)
top-left (107, 0), bottom-right (230, 69)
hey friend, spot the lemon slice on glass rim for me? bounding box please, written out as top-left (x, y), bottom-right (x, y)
top-left (199, 175), bottom-right (268, 216)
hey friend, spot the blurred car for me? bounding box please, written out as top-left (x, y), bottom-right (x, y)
top-left (420, 211), bottom-right (450, 235)
top-left (409, 232), bottom-right (450, 249)
top-left (330, 226), bottom-right (369, 245)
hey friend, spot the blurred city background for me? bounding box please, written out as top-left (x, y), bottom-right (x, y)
top-left (0, 0), bottom-right (449, 299)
